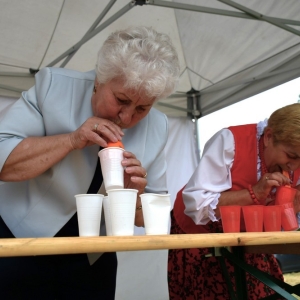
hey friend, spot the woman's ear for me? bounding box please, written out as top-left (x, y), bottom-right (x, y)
top-left (264, 128), bottom-right (273, 146)
top-left (93, 80), bottom-right (99, 94)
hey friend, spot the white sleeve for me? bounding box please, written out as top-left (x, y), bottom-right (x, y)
top-left (182, 128), bottom-right (235, 225)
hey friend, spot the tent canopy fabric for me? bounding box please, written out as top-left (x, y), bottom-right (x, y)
top-left (1, 0), bottom-right (300, 118)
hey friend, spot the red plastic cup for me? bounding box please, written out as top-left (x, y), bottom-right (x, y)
top-left (220, 206), bottom-right (241, 233)
top-left (242, 205), bottom-right (264, 232)
top-left (275, 186), bottom-right (297, 205)
top-left (281, 202), bottom-right (298, 231)
top-left (263, 205), bottom-right (282, 232)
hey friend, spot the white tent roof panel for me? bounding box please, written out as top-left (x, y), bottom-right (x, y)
top-left (0, 0), bottom-right (63, 68)
top-left (0, 0), bottom-right (300, 118)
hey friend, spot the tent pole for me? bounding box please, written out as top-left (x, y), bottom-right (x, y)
top-left (0, 84), bottom-right (24, 93)
top-left (60, 0), bottom-right (118, 67)
top-left (147, 0), bottom-right (300, 26)
top-left (201, 65), bottom-right (300, 94)
top-left (0, 72), bottom-right (33, 77)
top-left (47, 2), bottom-right (135, 67)
top-left (156, 102), bottom-right (194, 113)
top-left (194, 119), bottom-right (201, 161)
top-left (198, 45), bottom-right (300, 115)
top-left (218, 0), bottom-right (300, 37)
top-left (187, 89), bottom-right (201, 160)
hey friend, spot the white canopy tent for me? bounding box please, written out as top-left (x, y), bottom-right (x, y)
top-left (1, 0), bottom-right (300, 118)
top-left (1, 1), bottom-right (300, 299)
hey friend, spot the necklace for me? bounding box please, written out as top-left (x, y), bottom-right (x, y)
top-left (259, 135), bottom-right (268, 175)
top-left (259, 135), bottom-right (276, 202)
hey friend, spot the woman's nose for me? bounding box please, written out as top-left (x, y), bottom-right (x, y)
top-left (119, 107), bottom-right (134, 125)
top-left (289, 161), bottom-right (300, 171)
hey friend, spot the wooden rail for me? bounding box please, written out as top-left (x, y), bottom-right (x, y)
top-left (0, 231), bottom-right (300, 257)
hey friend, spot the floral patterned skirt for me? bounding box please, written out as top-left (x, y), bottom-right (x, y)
top-left (168, 211), bottom-right (284, 300)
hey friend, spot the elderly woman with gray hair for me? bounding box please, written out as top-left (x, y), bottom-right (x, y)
top-left (0, 26), bottom-right (180, 299)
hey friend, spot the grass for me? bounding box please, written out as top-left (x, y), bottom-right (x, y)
top-left (284, 272), bottom-right (300, 299)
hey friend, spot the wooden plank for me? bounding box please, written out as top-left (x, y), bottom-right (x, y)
top-left (244, 243), bottom-right (300, 254)
top-left (0, 231), bottom-right (300, 257)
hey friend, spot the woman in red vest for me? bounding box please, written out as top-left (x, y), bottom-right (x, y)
top-left (168, 103), bottom-right (300, 299)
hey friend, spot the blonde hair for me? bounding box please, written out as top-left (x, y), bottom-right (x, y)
top-left (95, 26), bottom-right (180, 100)
top-left (267, 103), bottom-right (300, 146)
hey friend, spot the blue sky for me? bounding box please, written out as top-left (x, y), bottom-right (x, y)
top-left (197, 77), bottom-right (300, 155)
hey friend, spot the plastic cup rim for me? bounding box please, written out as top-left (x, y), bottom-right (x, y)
top-left (277, 185), bottom-right (297, 191)
top-left (242, 205), bottom-right (264, 210)
top-left (140, 193), bottom-right (170, 197)
top-left (99, 147), bottom-right (125, 153)
top-left (75, 194), bottom-right (104, 197)
top-left (107, 188), bottom-right (138, 193)
top-left (263, 205), bottom-right (281, 210)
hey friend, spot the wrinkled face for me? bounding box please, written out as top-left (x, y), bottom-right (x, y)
top-left (264, 129), bottom-right (300, 172)
top-left (91, 78), bottom-right (155, 129)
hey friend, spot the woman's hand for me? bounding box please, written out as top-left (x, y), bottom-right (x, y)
top-left (69, 117), bottom-right (124, 149)
top-left (121, 151), bottom-right (147, 227)
top-left (252, 172), bottom-right (292, 204)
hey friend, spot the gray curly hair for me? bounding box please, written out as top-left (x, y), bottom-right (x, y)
top-left (95, 26), bottom-right (180, 100)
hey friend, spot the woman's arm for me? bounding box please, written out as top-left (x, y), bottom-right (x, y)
top-left (183, 129), bottom-right (236, 225)
top-left (215, 189), bottom-right (254, 218)
top-left (0, 116), bottom-right (124, 182)
top-left (0, 135), bottom-right (73, 181)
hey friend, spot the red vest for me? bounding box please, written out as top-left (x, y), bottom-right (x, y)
top-left (173, 124), bottom-right (300, 234)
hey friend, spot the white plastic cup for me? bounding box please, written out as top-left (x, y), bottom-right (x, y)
top-left (98, 147), bottom-right (125, 191)
top-left (103, 196), bottom-right (113, 236)
top-left (140, 193), bottom-right (171, 235)
top-left (107, 188), bottom-right (138, 236)
top-left (75, 194), bottom-right (104, 236)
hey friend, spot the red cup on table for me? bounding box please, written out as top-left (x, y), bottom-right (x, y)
top-left (242, 205), bottom-right (264, 232)
top-left (275, 186), bottom-right (297, 205)
top-left (263, 205), bottom-right (282, 232)
top-left (281, 202), bottom-right (298, 231)
top-left (220, 205), bottom-right (241, 233)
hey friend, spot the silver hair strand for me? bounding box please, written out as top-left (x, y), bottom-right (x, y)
top-left (95, 26), bottom-right (180, 100)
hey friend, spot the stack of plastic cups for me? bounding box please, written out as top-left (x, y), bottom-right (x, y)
top-left (98, 141), bottom-right (125, 191)
top-left (74, 194), bottom-right (104, 236)
top-left (242, 205), bottom-right (264, 232)
top-left (107, 188), bottom-right (138, 236)
top-left (103, 196), bottom-right (112, 236)
top-left (219, 206), bottom-right (241, 233)
top-left (275, 186), bottom-right (298, 231)
top-left (263, 205), bottom-right (281, 231)
top-left (99, 141), bottom-right (137, 236)
top-left (140, 193), bottom-right (171, 235)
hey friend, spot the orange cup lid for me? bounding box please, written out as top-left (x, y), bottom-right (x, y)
top-left (106, 141), bottom-right (124, 149)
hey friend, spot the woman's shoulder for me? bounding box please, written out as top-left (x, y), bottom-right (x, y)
top-left (208, 128), bottom-right (233, 142)
top-left (146, 107), bottom-right (168, 127)
top-left (35, 67), bottom-right (95, 81)
top-left (203, 128), bottom-right (234, 153)
top-left (148, 107), bottom-right (167, 118)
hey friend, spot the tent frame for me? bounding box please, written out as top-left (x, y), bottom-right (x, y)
top-left (1, 0), bottom-right (299, 91)
top-left (1, 0), bottom-right (300, 157)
